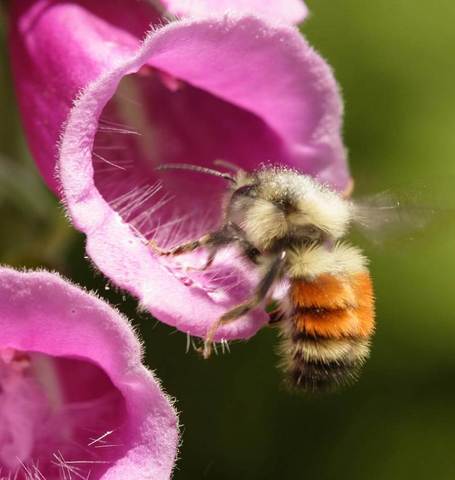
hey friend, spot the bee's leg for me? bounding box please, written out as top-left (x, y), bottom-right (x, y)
top-left (268, 308), bottom-right (285, 326)
top-left (149, 222), bottom-right (259, 270)
top-left (202, 251), bottom-right (287, 358)
top-left (149, 222), bottom-right (234, 258)
top-left (265, 299), bottom-right (284, 326)
top-left (196, 248), bottom-right (217, 270)
top-left (149, 234), bottom-right (213, 257)
top-left (189, 224), bottom-right (261, 271)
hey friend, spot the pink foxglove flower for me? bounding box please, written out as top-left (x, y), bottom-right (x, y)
top-left (9, 0), bottom-right (306, 193)
top-left (0, 267), bottom-right (178, 479)
top-left (58, 16), bottom-right (349, 342)
top-left (10, 0), bottom-right (348, 343)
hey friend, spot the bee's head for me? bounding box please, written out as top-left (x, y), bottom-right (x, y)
top-left (227, 168), bottom-right (353, 251)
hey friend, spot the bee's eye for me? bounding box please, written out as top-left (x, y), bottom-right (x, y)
top-left (234, 185), bottom-right (257, 197)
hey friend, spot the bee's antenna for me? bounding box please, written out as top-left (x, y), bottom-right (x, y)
top-left (213, 159), bottom-right (242, 173)
top-left (156, 163), bottom-right (236, 182)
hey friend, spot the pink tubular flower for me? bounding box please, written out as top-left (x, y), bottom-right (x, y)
top-left (0, 267), bottom-right (178, 479)
top-left (9, 0), bottom-right (306, 193)
top-left (10, 0), bottom-right (349, 342)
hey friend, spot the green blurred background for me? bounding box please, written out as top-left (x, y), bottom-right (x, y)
top-left (1, 1), bottom-right (455, 478)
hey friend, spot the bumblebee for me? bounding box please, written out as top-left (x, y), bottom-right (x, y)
top-left (151, 163), bottom-right (374, 392)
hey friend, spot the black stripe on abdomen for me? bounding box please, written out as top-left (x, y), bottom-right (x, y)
top-left (288, 356), bottom-right (363, 393)
top-left (279, 329), bottom-right (370, 393)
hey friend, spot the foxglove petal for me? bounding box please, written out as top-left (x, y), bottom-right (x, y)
top-left (9, 0), bottom-right (163, 193)
top-left (58, 15), bottom-right (349, 341)
top-left (0, 267), bottom-right (178, 479)
top-left (9, 0), bottom-right (306, 195)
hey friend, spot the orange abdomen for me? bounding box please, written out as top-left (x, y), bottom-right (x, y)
top-left (280, 272), bottom-right (375, 392)
top-left (290, 272), bottom-right (375, 339)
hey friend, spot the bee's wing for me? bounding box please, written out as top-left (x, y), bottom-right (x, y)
top-left (350, 191), bottom-right (438, 244)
